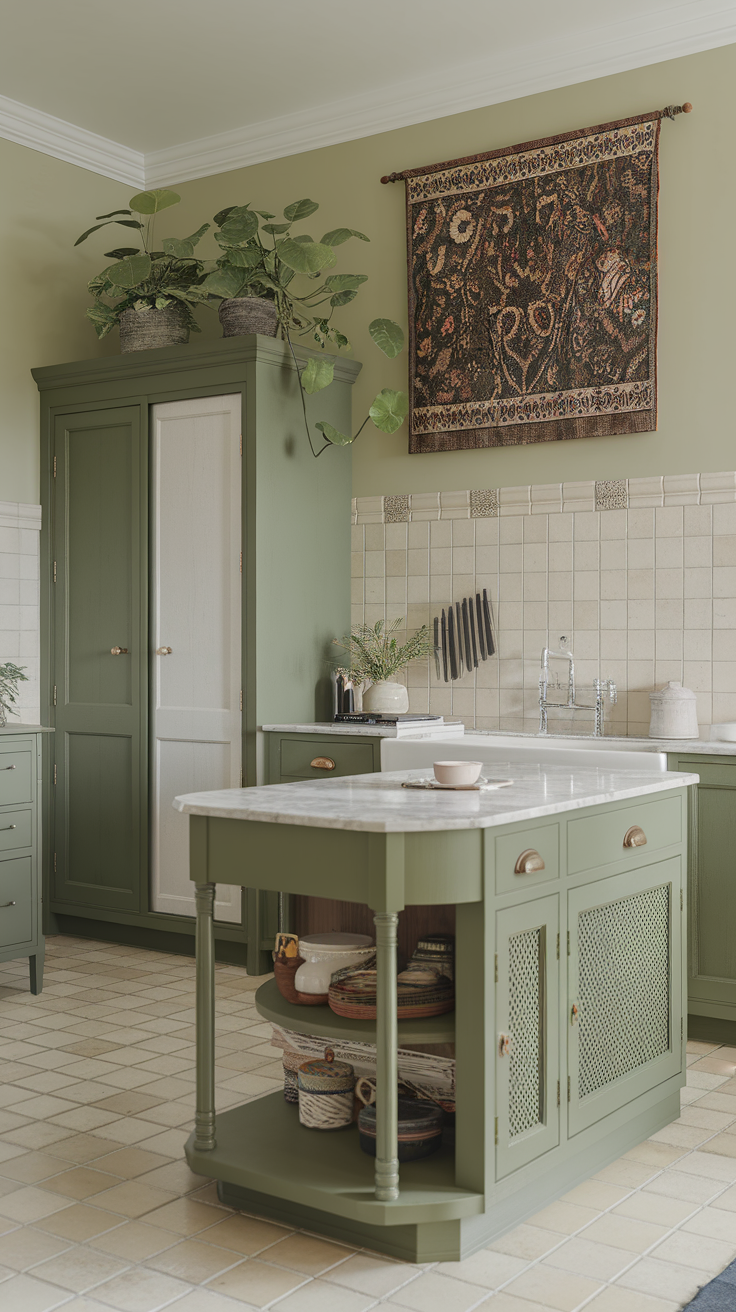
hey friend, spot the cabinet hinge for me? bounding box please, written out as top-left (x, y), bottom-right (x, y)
top-left (557, 1080), bottom-right (560, 1107)
top-left (567, 1076), bottom-right (571, 1102)
top-left (53, 685), bottom-right (57, 707)
top-left (556, 932), bottom-right (560, 960)
top-left (681, 1017), bottom-right (684, 1042)
top-left (53, 852), bottom-right (57, 874)
top-left (240, 768), bottom-right (244, 788)
top-left (494, 954), bottom-right (498, 984)
top-left (239, 690), bottom-right (243, 712)
top-left (680, 889), bottom-right (684, 912)
top-left (53, 454), bottom-right (57, 478)
top-left (494, 1116), bottom-right (498, 1145)
top-left (239, 551), bottom-right (242, 574)
top-left (53, 764), bottom-right (57, 786)
top-left (53, 561), bottom-right (57, 584)
top-left (239, 434), bottom-right (243, 457)
top-left (567, 931), bottom-right (570, 956)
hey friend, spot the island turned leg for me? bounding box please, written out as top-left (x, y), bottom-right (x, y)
top-left (374, 910), bottom-right (399, 1201)
top-left (195, 883), bottom-right (216, 1151)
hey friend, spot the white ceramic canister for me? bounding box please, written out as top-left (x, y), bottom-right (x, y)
top-left (293, 932), bottom-right (374, 995)
top-left (649, 682), bottom-right (699, 739)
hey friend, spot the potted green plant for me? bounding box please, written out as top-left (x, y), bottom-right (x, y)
top-left (334, 620), bottom-right (432, 714)
top-left (201, 198), bottom-right (408, 456)
top-left (75, 189), bottom-right (211, 351)
top-left (0, 662), bottom-right (28, 728)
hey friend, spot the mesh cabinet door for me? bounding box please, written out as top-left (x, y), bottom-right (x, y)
top-left (568, 856), bottom-right (684, 1137)
top-left (496, 895), bottom-right (560, 1180)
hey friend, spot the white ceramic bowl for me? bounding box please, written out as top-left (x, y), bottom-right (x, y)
top-left (293, 932), bottom-right (374, 995)
top-left (433, 760), bottom-right (483, 787)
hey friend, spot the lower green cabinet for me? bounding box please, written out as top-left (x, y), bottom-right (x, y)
top-left (0, 729), bottom-right (48, 993)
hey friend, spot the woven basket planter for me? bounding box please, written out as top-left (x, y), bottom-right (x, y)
top-left (219, 297), bottom-right (279, 338)
top-left (119, 304), bottom-right (190, 353)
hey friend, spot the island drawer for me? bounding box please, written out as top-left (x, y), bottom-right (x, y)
top-left (0, 855), bottom-right (33, 948)
top-left (494, 823), bottom-right (560, 893)
top-left (567, 794), bottom-right (682, 875)
top-left (0, 750), bottom-right (33, 807)
top-left (278, 738), bottom-right (375, 780)
top-left (0, 809), bottom-right (33, 854)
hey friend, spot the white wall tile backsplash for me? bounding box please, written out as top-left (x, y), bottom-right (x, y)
top-left (0, 502), bottom-right (41, 725)
top-left (350, 477), bottom-right (736, 737)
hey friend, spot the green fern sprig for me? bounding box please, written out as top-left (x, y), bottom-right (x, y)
top-left (0, 662), bottom-right (28, 719)
top-left (334, 620), bottom-right (432, 683)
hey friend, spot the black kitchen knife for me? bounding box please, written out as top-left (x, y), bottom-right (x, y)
top-left (482, 588), bottom-right (495, 656)
top-left (475, 593), bottom-right (486, 661)
top-left (455, 601), bottom-right (464, 677)
top-left (440, 609), bottom-right (448, 682)
top-left (468, 601), bottom-right (479, 668)
top-left (433, 615), bottom-right (441, 681)
top-left (448, 604), bottom-right (459, 680)
top-left (461, 598), bottom-right (472, 669)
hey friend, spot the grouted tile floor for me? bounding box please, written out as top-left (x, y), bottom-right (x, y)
top-left (0, 939), bottom-right (735, 1312)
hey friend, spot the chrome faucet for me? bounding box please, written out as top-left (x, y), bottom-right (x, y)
top-left (539, 639), bottom-right (617, 736)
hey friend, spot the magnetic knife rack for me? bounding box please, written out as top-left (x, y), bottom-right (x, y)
top-left (434, 588), bottom-right (496, 682)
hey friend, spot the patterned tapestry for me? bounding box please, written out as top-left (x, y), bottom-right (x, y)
top-left (406, 115), bottom-right (660, 452)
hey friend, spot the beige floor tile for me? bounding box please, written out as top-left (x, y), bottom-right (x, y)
top-left (274, 1278), bottom-right (378, 1312)
top-left (170, 1292), bottom-right (260, 1312)
top-left (545, 1236), bottom-right (639, 1280)
top-left (90, 1093), bottom-right (162, 1117)
top-left (692, 1092), bottom-right (736, 1114)
top-left (323, 1251), bottom-right (423, 1296)
top-left (91, 1148), bottom-right (171, 1180)
top-left (623, 1141), bottom-right (684, 1168)
top-left (49, 1108), bottom-right (121, 1133)
top-left (45, 1135), bottom-right (125, 1166)
top-left (527, 1200), bottom-right (598, 1234)
top-left (687, 1071), bottom-right (731, 1091)
top-left (133, 1128), bottom-right (190, 1157)
top-left (677, 1150), bottom-right (736, 1181)
top-left (586, 1286), bottom-right (682, 1311)
top-left (488, 1223), bottom-right (566, 1261)
top-left (593, 1159), bottom-right (658, 1188)
top-left (88, 1221), bottom-right (176, 1262)
top-left (90, 1267), bottom-right (193, 1311)
top-left (710, 1181), bottom-right (736, 1211)
top-left (6, 1095), bottom-right (78, 1121)
top-left (43, 1168), bottom-right (123, 1200)
top-left (263, 1231), bottom-right (353, 1275)
top-left (700, 1131), bottom-right (736, 1157)
top-left (97, 1181), bottom-right (178, 1218)
top-left (0, 1185), bottom-right (72, 1223)
top-left (560, 1180), bottom-right (630, 1210)
top-left (146, 1237), bottom-right (245, 1282)
top-left (683, 1205), bottom-right (736, 1242)
top-left (134, 1162), bottom-right (205, 1196)
top-left (31, 1244), bottom-right (129, 1293)
top-left (615, 1255), bottom-right (711, 1303)
top-left (0, 1225), bottom-right (71, 1271)
top-left (144, 1197), bottom-right (230, 1236)
top-left (687, 1041), bottom-right (719, 1055)
top-left (59, 1040), bottom-right (124, 1059)
top-left (643, 1169), bottom-right (723, 1204)
top-left (208, 1257), bottom-right (306, 1305)
top-left (650, 1123), bottom-right (718, 1150)
top-left (690, 1057), bottom-right (736, 1075)
top-left (504, 1263), bottom-right (603, 1310)
top-left (652, 1228), bottom-right (736, 1272)
top-left (0, 1152), bottom-right (69, 1184)
top-left (678, 1107), bottom-right (736, 1131)
top-left (0, 1272), bottom-right (71, 1312)
top-left (581, 1211), bottom-right (669, 1252)
top-left (38, 1203), bottom-right (125, 1241)
top-left (4, 1123), bottom-right (75, 1151)
top-left (202, 1213), bottom-right (291, 1256)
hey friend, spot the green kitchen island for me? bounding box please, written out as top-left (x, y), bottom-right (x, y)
top-left (175, 760), bottom-right (698, 1262)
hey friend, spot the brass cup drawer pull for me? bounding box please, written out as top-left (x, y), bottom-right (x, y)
top-left (0, 765), bottom-right (16, 771)
top-left (514, 848), bottom-right (545, 875)
top-left (310, 757), bottom-right (336, 771)
top-left (0, 824), bottom-right (17, 831)
top-left (0, 901), bottom-right (16, 909)
top-left (623, 825), bottom-right (647, 848)
top-left (110, 647), bottom-right (129, 656)
top-left (156, 646), bottom-right (173, 655)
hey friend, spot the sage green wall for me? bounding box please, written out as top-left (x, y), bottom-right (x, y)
top-left (171, 43), bottom-right (733, 499)
top-left (0, 140), bottom-right (130, 503)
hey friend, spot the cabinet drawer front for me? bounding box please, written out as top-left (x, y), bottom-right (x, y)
top-left (0, 809), bottom-right (33, 854)
top-left (0, 751), bottom-right (33, 807)
top-left (279, 739), bottom-right (375, 780)
top-left (495, 823), bottom-right (559, 893)
top-left (567, 795), bottom-right (682, 875)
top-left (0, 855), bottom-right (33, 947)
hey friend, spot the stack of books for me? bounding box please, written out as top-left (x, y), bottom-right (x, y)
top-left (333, 713), bottom-right (464, 738)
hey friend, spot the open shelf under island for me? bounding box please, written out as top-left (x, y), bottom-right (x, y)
top-left (176, 761), bottom-right (698, 1262)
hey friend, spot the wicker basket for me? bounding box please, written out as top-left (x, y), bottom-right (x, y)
top-left (118, 304), bottom-right (190, 353)
top-left (219, 297), bottom-right (279, 338)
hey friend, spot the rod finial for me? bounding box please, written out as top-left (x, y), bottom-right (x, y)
top-left (380, 172), bottom-right (403, 185)
top-left (682, 101), bottom-right (693, 113)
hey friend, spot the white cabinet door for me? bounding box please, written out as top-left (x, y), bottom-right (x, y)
top-left (151, 395), bottom-right (242, 922)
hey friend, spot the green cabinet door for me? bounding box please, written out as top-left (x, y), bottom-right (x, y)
top-left (568, 857), bottom-right (683, 1136)
top-left (52, 407), bottom-right (146, 912)
top-left (495, 894), bottom-right (560, 1179)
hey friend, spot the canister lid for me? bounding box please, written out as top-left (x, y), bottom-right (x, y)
top-left (298, 1047), bottom-right (354, 1081)
top-left (649, 681), bottom-right (697, 702)
top-left (298, 933), bottom-right (373, 951)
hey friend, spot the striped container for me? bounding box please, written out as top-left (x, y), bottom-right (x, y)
top-left (298, 1048), bottom-right (355, 1130)
top-left (282, 1049), bottom-right (304, 1104)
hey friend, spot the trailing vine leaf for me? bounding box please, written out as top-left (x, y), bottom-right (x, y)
top-left (278, 238), bottom-right (336, 273)
top-left (201, 268), bottom-right (247, 298)
top-left (330, 290), bottom-right (358, 306)
top-left (213, 205), bottom-right (238, 226)
top-left (129, 189), bottom-right (180, 215)
top-left (261, 222), bottom-right (292, 235)
top-left (369, 388), bottom-right (409, 434)
top-left (323, 274), bottom-right (368, 291)
top-left (106, 254), bottom-right (152, 288)
top-left (161, 224), bottom-right (210, 259)
top-left (75, 218), bottom-right (142, 246)
top-left (226, 247), bottom-right (262, 268)
top-left (283, 198), bottom-right (319, 221)
top-left (218, 208), bottom-right (259, 244)
top-left (316, 421), bottom-right (352, 446)
top-left (369, 318), bottom-right (405, 358)
top-left (103, 247), bottom-right (141, 259)
top-left (321, 228), bottom-right (369, 245)
top-left (301, 358), bottom-right (335, 394)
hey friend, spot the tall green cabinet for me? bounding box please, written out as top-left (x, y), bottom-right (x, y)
top-left (34, 336), bottom-right (359, 970)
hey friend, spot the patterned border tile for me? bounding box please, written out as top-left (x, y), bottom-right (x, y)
top-left (383, 494), bottom-right (410, 523)
top-left (595, 480), bottom-right (628, 510)
top-left (470, 489), bottom-right (499, 518)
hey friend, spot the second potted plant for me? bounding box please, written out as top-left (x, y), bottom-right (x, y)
top-left (334, 620), bottom-right (432, 714)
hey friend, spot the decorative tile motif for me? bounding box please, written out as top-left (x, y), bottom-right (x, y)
top-left (470, 489), bottom-right (499, 518)
top-left (595, 480), bottom-right (628, 511)
top-left (383, 494), bottom-right (410, 523)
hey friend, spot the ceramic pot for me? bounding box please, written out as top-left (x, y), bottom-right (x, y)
top-left (293, 932), bottom-right (373, 996)
top-left (218, 296), bottom-right (279, 338)
top-left (273, 956), bottom-right (327, 1006)
top-left (362, 680), bottom-right (409, 714)
top-left (118, 304), bottom-right (190, 352)
top-left (649, 682), bottom-right (698, 739)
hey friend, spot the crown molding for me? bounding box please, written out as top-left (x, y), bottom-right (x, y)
top-left (0, 92), bottom-right (144, 186)
top-left (0, 4), bottom-right (733, 188)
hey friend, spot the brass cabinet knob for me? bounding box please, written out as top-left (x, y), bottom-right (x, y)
top-left (110, 647), bottom-right (129, 656)
top-left (156, 647), bottom-right (173, 655)
top-left (0, 824), bottom-right (16, 831)
top-left (571, 1003), bottom-right (580, 1025)
top-left (310, 757), bottom-right (336, 771)
top-left (623, 825), bottom-right (647, 848)
top-left (0, 765), bottom-right (15, 771)
top-left (0, 901), bottom-right (16, 909)
top-left (498, 1032), bottom-right (511, 1056)
top-left (514, 848), bottom-right (545, 874)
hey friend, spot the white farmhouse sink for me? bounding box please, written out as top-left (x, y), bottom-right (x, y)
top-left (381, 732), bottom-right (668, 773)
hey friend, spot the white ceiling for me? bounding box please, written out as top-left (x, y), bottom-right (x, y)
top-left (0, 0), bottom-right (733, 185)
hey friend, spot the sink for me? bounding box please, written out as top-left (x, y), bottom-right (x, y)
top-left (381, 732), bottom-right (668, 773)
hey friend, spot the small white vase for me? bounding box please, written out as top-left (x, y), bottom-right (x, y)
top-left (362, 680), bottom-right (409, 714)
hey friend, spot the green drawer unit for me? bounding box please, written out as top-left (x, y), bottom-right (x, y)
top-left (567, 793), bottom-right (682, 876)
top-left (494, 822), bottom-right (560, 895)
top-left (267, 731), bottom-right (382, 784)
top-left (0, 728), bottom-right (50, 993)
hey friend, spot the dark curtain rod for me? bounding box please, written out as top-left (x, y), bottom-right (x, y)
top-left (380, 101), bottom-right (692, 184)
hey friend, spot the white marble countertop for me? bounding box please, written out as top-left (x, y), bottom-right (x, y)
top-left (262, 721), bottom-right (465, 738)
top-left (467, 729), bottom-right (736, 756)
top-left (174, 765), bottom-right (698, 834)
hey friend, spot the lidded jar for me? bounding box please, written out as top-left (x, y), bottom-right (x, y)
top-left (297, 1047), bottom-right (355, 1130)
top-left (649, 682), bottom-right (698, 739)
